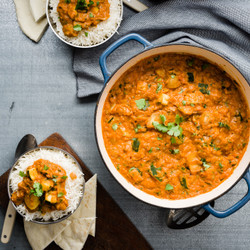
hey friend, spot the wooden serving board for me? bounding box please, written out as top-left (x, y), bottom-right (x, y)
top-left (0, 133), bottom-right (152, 250)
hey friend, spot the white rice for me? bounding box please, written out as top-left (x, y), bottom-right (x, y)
top-left (49, 0), bottom-right (122, 46)
top-left (9, 147), bottom-right (84, 222)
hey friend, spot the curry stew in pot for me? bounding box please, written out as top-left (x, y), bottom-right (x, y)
top-left (102, 54), bottom-right (249, 200)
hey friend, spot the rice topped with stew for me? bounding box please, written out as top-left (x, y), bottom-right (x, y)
top-left (9, 148), bottom-right (84, 222)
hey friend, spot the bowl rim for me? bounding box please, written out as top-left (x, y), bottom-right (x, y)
top-left (8, 146), bottom-right (85, 224)
top-left (95, 42), bottom-right (250, 209)
top-left (46, 0), bottom-right (123, 49)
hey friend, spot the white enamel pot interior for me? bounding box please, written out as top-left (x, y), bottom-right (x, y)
top-left (95, 44), bottom-right (250, 209)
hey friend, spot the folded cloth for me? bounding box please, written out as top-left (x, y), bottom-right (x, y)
top-left (73, 0), bottom-right (250, 98)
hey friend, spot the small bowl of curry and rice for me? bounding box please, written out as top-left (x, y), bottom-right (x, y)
top-left (8, 147), bottom-right (85, 223)
top-left (46, 0), bottom-right (123, 48)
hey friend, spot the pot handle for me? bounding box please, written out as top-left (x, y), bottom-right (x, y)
top-left (99, 33), bottom-right (153, 84)
top-left (203, 170), bottom-right (250, 218)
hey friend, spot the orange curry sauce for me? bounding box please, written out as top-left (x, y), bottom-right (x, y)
top-left (11, 159), bottom-right (70, 213)
top-left (102, 54), bottom-right (249, 200)
top-left (57, 0), bottom-right (110, 37)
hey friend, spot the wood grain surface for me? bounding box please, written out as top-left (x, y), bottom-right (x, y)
top-left (0, 133), bottom-right (152, 250)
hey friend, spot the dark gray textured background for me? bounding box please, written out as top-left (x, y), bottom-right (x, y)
top-left (0, 0), bottom-right (249, 249)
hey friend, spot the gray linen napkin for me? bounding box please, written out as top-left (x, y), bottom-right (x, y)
top-left (73, 0), bottom-right (250, 98)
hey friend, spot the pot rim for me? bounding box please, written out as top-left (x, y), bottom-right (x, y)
top-left (95, 43), bottom-right (250, 209)
top-left (8, 146), bottom-right (85, 224)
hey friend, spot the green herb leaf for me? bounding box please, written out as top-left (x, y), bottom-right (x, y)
top-left (152, 122), bottom-right (168, 133)
top-left (169, 149), bottom-right (179, 154)
top-left (134, 124), bottom-right (142, 133)
top-left (156, 83), bottom-right (162, 93)
top-left (182, 100), bottom-right (186, 106)
top-left (187, 72), bottom-right (194, 82)
top-left (186, 58), bottom-right (194, 67)
top-left (170, 137), bottom-right (176, 144)
top-left (112, 123), bottom-right (118, 131)
top-left (218, 122), bottom-right (230, 130)
top-left (198, 83), bottom-right (210, 95)
top-left (180, 177), bottom-right (188, 189)
top-left (62, 176), bottom-right (68, 180)
top-left (52, 178), bottom-right (57, 183)
top-left (160, 114), bottom-right (166, 124)
top-left (175, 114), bottom-right (183, 125)
top-left (135, 99), bottom-right (147, 110)
top-left (150, 164), bottom-right (162, 176)
top-left (171, 73), bottom-right (176, 79)
top-left (201, 158), bottom-right (211, 170)
top-left (148, 148), bottom-right (153, 153)
top-left (154, 55), bottom-right (160, 61)
top-left (44, 165), bottom-right (49, 170)
top-left (203, 104), bottom-right (207, 108)
top-left (190, 103), bottom-right (195, 107)
top-left (132, 138), bottom-right (140, 152)
top-left (129, 167), bottom-right (142, 175)
top-left (65, 0), bottom-right (71, 3)
top-left (89, 13), bottom-right (94, 18)
top-left (58, 192), bottom-right (64, 197)
top-left (84, 32), bottom-right (88, 37)
top-left (73, 24), bottom-right (82, 31)
top-left (75, 0), bottom-right (88, 11)
top-left (165, 184), bottom-right (174, 191)
top-left (157, 137), bottom-right (163, 140)
top-left (32, 182), bottom-right (43, 197)
top-left (88, 0), bottom-right (94, 6)
top-left (19, 171), bottom-right (26, 177)
top-left (96, 1), bottom-right (100, 6)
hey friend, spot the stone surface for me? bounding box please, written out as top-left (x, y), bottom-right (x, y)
top-left (0, 0), bottom-right (249, 249)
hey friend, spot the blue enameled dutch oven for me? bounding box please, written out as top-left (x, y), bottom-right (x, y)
top-left (95, 33), bottom-right (250, 218)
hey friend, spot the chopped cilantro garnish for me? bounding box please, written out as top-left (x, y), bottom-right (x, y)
top-left (112, 123), bottom-right (118, 131)
top-left (75, 0), bottom-right (88, 10)
top-left (129, 167), bottom-right (142, 175)
top-left (148, 148), bottom-right (153, 153)
top-left (198, 83), bottom-right (210, 95)
top-left (30, 182), bottom-right (43, 197)
top-left (132, 138), bottom-right (140, 152)
top-left (156, 83), bottom-right (162, 93)
top-left (19, 171), bottom-right (26, 177)
top-left (65, 0), bottom-right (71, 3)
top-left (209, 141), bottom-right (220, 151)
top-left (218, 122), bottom-right (230, 130)
top-left (182, 100), bottom-right (186, 106)
top-left (135, 99), bottom-right (149, 110)
top-left (73, 24), bottom-right (82, 31)
top-left (190, 103), bottom-right (195, 107)
top-left (96, 1), bottom-right (100, 6)
top-left (88, 0), bottom-right (94, 6)
top-left (150, 164), bottom-right (161, 175)
top-left (58, 192), bottom-right (64, 197)
top-left (171, 137), bottom-right (176, 144)
top-left (134, 124), bottom-right (142, 133)
top-left (44, 165), bottom-right (49, 170)
top-left (160, 114), bottom-right (166, 124)
top-left (89, 13), bottom-right (94, 18)
top-left (180, 177), bottom-right (188, 189)
top-left (202, 63), bottom-right (209, 70)
top-left (154, 55), bottom-right (160, 61)
top-left (171, 73), bottom-right (176, 79)
top-left (157, 137), bottom-right (163, 140)
top-left (187, 72), bottom-right (194, 82)
top-left (203, 104), bottom-right (207, 108)
top-left (62, 176), bottom-right (68, 180)
top-left (108, 117), bottom-right (114, 123)
top-left (165, 184), bottom-right (174, 191)
top-left (179, 89), bottom-right (184, 94)
top-left (84, 32), bottom-right (88, 37)
top-left (52, 178), bottom-right (57, 183)
top-left (186, 58), bottom-right (194, 67)
top-left (201, 158), bottom-right (210, 170)
top-left (219, 163), bottom-right (223, 172)
top-left (169, 149), bottom-right (180, 154)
